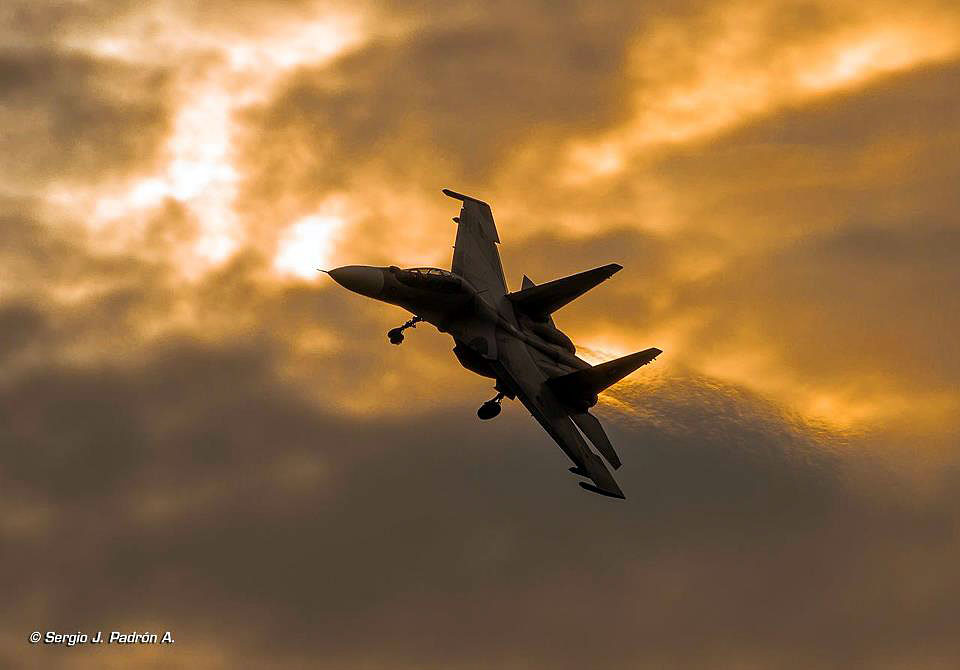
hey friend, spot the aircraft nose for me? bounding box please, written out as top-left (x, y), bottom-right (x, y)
top-left (328, 265), bottom-right (384, 298)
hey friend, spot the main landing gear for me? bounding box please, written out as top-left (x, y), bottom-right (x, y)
top-left (477, 392), bottom-right (505, 420)
top-left (387, 316), bottom-right (422, 345)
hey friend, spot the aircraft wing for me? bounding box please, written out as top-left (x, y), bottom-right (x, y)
top-left (492, 329), bottom-right (626, 499)
top-left (443, 189), bottom-right (507, 304)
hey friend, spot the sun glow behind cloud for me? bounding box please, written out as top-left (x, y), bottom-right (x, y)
top-left (54, 11), bottom-right (364, 274)
top-left (274, 214), bottom-right (346, 278)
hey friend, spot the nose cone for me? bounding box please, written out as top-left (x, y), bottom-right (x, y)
top-left (328, 265), bottom-right (384, 298)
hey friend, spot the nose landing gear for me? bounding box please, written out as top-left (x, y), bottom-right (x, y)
top-left (477, 392), bottom-right (505, 420)
top-left (387, 316), bottom-right (422, 345)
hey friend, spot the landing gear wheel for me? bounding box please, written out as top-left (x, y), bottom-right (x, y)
top-left (477, 401), bottom-right (502, 420)
top-left (387, 316), bottom-right (422, 345)
top-left (477, 391), bottom-right (505, 420)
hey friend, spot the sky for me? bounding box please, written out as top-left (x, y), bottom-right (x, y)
top-left (2, 0), bottom-right (959, 667)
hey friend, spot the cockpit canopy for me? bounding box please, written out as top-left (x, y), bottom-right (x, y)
top-left (408, 267), bottom-right (456, 278)
top-left (389, 266), bottom-right (462, 292)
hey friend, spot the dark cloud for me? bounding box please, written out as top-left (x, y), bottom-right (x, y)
top-left (0, 48), bottom-right (172, 187)
top-left (2, 333), bottom-right (958, 668)
top-left (0, 1), bottom-right (133, 45)
top-left (684, 223), bottom-right (960, 391)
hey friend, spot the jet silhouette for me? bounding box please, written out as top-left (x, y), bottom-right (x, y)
top-left (328, 189), bottom-right (661, 499)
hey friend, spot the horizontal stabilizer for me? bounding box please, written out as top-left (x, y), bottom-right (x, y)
top-left (508, 264), bottom-right (622, 319)
top-left (578, 481), bottom-right (626, 500)
top-left (548, 347), bottom-right (662, 409)
top-left (572, 411), bottom-right (621, 469)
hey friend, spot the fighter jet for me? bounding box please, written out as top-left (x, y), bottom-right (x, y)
top-left (327, 189), bottom-right (661, 499)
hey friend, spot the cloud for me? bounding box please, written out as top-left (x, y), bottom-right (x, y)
top-left (2, 0), bottom-right (960, 667)
top-left (234, 1), bottom-right (658, 219)
top-left (2, 334), bottom-right (957, 668)
top-left (0, 48), bottom-right (172, 189)
top-left (587, 59), bottom-right (960, 428)
top-left (681, 223), bottom-right (960, 390)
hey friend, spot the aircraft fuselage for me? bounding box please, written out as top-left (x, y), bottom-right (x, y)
top-left (328, 264), bottom-right (583, 378)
